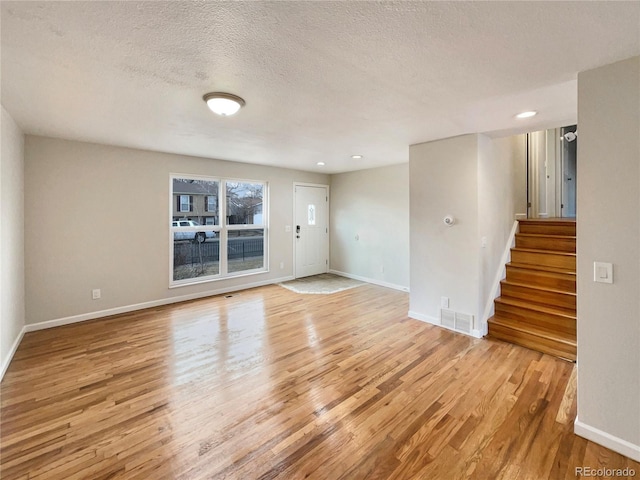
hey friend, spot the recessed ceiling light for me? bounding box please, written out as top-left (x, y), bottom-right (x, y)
top-left (351, 155), bottom-right (363, 159)
top-left (317, 162), bottom-right (325, 166)
top-left (203, 92), bottom-right (245, 116)
top-left (516, 111), bottom-right (537, 119)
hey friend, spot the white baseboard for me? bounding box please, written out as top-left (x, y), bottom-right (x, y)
top-left (408, 310), bottom-right (439, 324)
top-left (575, 417), bottom-right (640, 462)
top-left (408, 310), bottom-right (483, 339)
top-left (1, 326), bottom-right (26, 381)
top-left (24, 275), bottom-right (295, 333)
top-left (329, 269), bottom-right (409, 292)
top-left (515, 213), bottom-right (527, 220)
top-left (471, 327), bottom-right (486, 338)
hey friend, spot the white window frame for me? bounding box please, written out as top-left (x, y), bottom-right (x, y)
top-left (170, 174), bottom-right (268, 288)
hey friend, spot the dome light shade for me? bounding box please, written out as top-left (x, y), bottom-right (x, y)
top-left (203, 92), bottom-right (245, 116)
top-left (516, 110), bottom-right (537, 119)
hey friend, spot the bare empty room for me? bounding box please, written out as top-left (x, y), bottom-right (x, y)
top-left (1, 2), bottom-right (639, 479)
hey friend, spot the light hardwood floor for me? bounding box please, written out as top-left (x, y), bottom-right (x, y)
top-left (1, 284), bottom-right (638, 479)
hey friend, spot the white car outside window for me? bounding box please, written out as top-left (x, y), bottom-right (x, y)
top-left (172, 220), bottom-right (216, 243)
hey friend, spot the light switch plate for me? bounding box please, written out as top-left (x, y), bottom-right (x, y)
top-left (593, 262), bottom-right (613, 284)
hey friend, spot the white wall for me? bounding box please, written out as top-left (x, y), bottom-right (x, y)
top-left (24, 136), bottom-right (328, 326)
top-left (575, 56), bottom-right (640, 460)
top-left (409, 135), bottom-right (481, 325)
top-left (330, 164), bottom-right (409, 290)
top-left (409, 133), bottom-right (525, 334)
top-left (478, 134), bottom-right (526, 321)
top-left (528, 130), bottom-right (548, 217)
top-left (1, 106), bottom-right (25, 377)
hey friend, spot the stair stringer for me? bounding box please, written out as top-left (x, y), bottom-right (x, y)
top-left (480, 220), bottom-right (519, 336)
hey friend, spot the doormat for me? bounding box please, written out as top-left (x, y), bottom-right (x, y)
top-left (278, 273), bottom-right (364, 294)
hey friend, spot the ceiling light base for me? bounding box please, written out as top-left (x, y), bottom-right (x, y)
top-left (203, 92), bottom-right (246, 116)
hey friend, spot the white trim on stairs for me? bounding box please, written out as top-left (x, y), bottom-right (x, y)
top-left (480, 220), bottom-right (519, 336)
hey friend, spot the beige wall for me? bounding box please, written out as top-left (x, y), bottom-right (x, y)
top-left (576, 56), bottom-right (640, 458)
top-left (24, 136), bottom-right (328, 325)
top-left (329, 164), bottom-right (409, 290)
top-left (1, 106), bottom-right (25, 376)
top-left (478, 134), bottom-right (526, 320)
top-left (410, 134), bottom-right (481, 325)
top-left (409, 133), bottom-right (525, 333)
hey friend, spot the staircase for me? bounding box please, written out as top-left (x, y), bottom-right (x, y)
top-left (488, 219), bottom-right (576, 361)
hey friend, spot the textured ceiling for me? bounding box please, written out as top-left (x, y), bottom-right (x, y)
top-left (1, 1), bottom-right (639, 173)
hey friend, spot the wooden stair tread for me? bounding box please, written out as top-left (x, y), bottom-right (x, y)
top-left (507, 262), bottom-right (576, 276)
top-left (514, 234), bottom-right (576, 254)
top-left (516, 233), bottom-right (576, 240)
top-left (518, 218), bottom-right (576, 224)
top-left (494, 296), bottom-right (576, 319)
top-left (511, 248), bottom-right (576, 270)
top-left (512, 247), bottom-right (576, 257)
top-left (490, 218), bottom-right (577, 361)
top-left (488, 315), bottom-right (576, 347)
top-left (517, 219), bottom-right (576, 237)
top-left (500, 280), bottom-right (576, 297)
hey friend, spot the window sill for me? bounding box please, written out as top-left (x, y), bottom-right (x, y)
top-left (169, 268), bottom-right (269, 289)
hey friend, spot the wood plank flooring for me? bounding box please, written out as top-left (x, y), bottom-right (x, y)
top-left (1, 284), bottom-right (638, 479)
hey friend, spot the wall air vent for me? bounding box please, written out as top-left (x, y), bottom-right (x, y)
top-left (441, 309), bottom-right (456, 329)
top-left (440, 309), bottom-right (473, 334)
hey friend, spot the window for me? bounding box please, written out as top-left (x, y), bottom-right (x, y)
top-left (178, 195), bottom-right (192, 212)
top-left (308, 204), bottom-right (316, 225)
top-left (206, 195), bottom-right (217, 212)
top-left (170, 175), bottom-right (267, 286)
top-left (226, 181), bottom-right (264, 225)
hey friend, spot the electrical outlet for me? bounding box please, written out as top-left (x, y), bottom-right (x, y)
top-left (92, 289), bottom-right (101, 300)
top-left (441, 296), bottom-right (449, 308)
top-left (280, 262), bottom-right (284, 269)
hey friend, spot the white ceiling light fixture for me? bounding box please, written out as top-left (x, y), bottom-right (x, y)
top-left (516, 110), bottom-right (537, 119)
top-left (351, 155), bottom-right (363, 159)
top-left (317, 161), bottom-right (325, 166)
top-left (203, 92), bottom-right (246, 116)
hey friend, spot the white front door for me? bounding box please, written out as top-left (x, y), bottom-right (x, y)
top-left (294, 185), bottom-right (329, 278)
